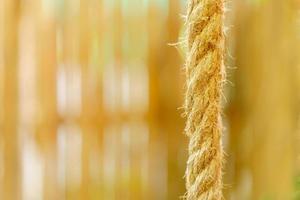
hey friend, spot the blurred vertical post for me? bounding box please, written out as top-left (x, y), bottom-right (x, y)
top-left (113, 0), bottom-right (123, 199)
top-left (147, 0), bottom-right (185, 199)
top-left (165, 0), bottom-right (186, 199)
top-left (228, 0), bottom-right (299, 199)
top-left (147, 1), bottom-right (167, 199)
top-left (89, 0), bottom-right (104, 198)
top-left (0, 0), bottom-right (3, 196)
top-left (35, 1), bottom-right (59, 199)
top-left (62, 0), bottom-right (81, 199)
top-left (2, 0), bottom-right (20, 199)
top-left (79, 0), bottom-right (92, 198)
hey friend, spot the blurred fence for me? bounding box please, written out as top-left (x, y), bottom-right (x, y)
top-left (0, 0), bottom-right (186, 199)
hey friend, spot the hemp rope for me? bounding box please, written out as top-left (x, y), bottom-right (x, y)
top-left (184, 0), bottom-right (225, 199)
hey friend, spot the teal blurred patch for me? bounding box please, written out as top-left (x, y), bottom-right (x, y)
top-left (293, 175), bottom-right (300, 200)
top-left (259, 193), bottom-right (275, 200)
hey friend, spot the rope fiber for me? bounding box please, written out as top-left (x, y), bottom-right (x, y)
top-left (184, 0), bottom-right (225, 199)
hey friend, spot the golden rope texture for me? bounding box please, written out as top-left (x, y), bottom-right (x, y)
top-left (184, 0), bottom-right (225, 199)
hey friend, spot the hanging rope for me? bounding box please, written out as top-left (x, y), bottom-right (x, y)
top-left (184, 0), bottom-right (225, 199)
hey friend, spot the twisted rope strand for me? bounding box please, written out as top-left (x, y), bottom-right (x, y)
top-left (184, 0), bottom-right (225, 199)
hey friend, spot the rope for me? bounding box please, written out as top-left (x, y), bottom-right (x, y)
top-left (184, 0), bottom-right (225, 199)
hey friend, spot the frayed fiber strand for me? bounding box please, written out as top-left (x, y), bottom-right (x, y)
top-left (184, 0), bottom-right (225, 199)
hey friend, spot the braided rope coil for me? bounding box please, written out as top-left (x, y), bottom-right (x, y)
top-left (184, 0), bottom-right (225, 199)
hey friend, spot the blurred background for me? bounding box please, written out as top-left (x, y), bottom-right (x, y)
top-left (1, 0), bottom-right (300, 199)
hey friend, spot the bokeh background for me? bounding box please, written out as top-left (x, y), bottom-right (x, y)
top-left (1, 0), bottom-right (300, 199)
